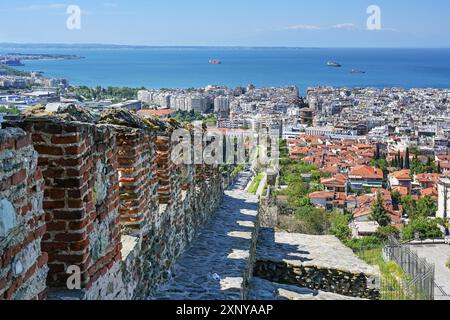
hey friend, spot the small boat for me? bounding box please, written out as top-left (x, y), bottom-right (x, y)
top-left (327, 61), bottom-right (341, 67)
top-left (351, 69), bottom-right (367, 74)
top-left (209, 59), bottom-right (222, 65)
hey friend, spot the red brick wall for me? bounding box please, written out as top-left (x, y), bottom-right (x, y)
top-left (0, 127), bottom-right (48, 300)
top-left (5, 120), bottom-right (121, 290)
top-left (2, 112), bottom-right (224, 300)
top-left (115, 128), bottom-right (158, 231)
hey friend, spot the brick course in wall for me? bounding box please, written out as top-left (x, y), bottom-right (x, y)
top-left (0, 107), bottom-right (224, 300)
top-left (4, 118), bottom-right (122, 292)
top-left (0, 127), bottom-right (48, 300)
top-left (115, 128), bottom-right (158, 232)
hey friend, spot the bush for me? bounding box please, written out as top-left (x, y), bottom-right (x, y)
top-left (402, 217), bottom-right (442, 241)
top-left (344, 236), bottom-right (383, 252)
top-left (0, 105), bottom-right (21, 115)
top-left (294, 207), bottom-right (331, 235)
top-left (329, 212), bottom-right (352, 241)
top-left (248, 174), bottom-right (263, 194)
top-left (375, 225), bottom-right (400, 241)
top-left (447, 258), bottom-right (450, 270)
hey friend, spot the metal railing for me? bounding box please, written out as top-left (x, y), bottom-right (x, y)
top-left (383, 236), bottom-right (435, 300)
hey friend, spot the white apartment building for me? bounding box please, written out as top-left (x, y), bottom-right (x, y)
top-left (214, 96), bottom-right (230, 113)
top-left (188, 96), bottom-right (209, 113)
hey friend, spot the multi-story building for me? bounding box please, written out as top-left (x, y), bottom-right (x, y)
top-left (437, 177), bottom-right (450, 220)
top-left (214, 96), bottom-right (230, 114)
top-left (348, 165), bottom-right (384, 190)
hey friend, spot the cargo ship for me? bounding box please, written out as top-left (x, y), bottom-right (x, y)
top-left (327, 61), bottom-right (341, 67)
top-left (209, 59), bottom-right (222, 65)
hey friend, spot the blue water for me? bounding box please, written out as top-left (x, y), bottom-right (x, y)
top-left (2, 47), bottom-right (450, 94)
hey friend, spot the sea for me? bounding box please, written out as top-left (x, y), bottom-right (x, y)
top-left (2, 46), bottom-right (450, 94)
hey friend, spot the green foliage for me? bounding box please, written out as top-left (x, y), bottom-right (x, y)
top-left (203, 114), bottom-right (217, 126)
top-left (279, 158), bottom-right (327, 190)
top-left (400, 196), bottom-right (438, 220)
top-left (370, 192), bottom-right (391, 227)
top-left (0, 65), bottom-right (30, 76)
top-left (68, 85), bottom-right (143, 102)
top-left (402, 217), bottom-right (442, 241)
top-left (294, 206), bottom-right (331, 235)
top-left (329, 212), bottom-right (352, 241)
top-left (344, 236), bottom-right (382, 251)
top-left (410, 155), bottom-right (439, 174)
top-left (375, 225), bottom-right (400, 241)
top-left (174, 110), bottom-right (205, 123)
top-left (446, 258), bottom-right (450, 270)
top-left (356, 247), bottom-right (410, 300)
top-left (404, 148), bottom-right (411, 169)
top-left (231, 164), bottom-right (244, 177)
top-left (391, 190), bottom-right (401, 207)
top-left (279, 139), bottom-right (289, 159)
top-left (248, 173), bottom-right (263, 194)
top-left (371, 158), bottom-right (389, 174)
top-left (0, 105), bottom-right (21, 114)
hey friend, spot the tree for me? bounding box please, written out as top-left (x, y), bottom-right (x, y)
top-left (375, 144), bottom-right (381, 160)
top-left (391, 190), bottom-right (401, 209)
top-left (295, 207), bottom-right (331, 235)
top-left (370, 192), bottom-right (391, 227)
top-left (415, 196), bottom-right (438, 218)
top-left (400, 195), bottom-right (438, 220)
top-left (375, 225), bottom-right (400, 241)
top-left (329, 212), bottom-right (352, 241)
top-left (402, 217), bottom-right (442, 241)
top-left (405, 148), bottom-right (410, 169)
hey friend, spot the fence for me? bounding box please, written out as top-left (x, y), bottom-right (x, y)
top-left (382, 236), bottom-right (435, 300)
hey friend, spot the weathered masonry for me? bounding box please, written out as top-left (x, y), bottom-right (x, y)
top-left (0, 128), bottom-right (48, 300)
top-left (0, 106), bottom-right (223, 300)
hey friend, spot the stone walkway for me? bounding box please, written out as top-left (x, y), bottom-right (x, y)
top-left (151, 171), bottom-right (259, 300)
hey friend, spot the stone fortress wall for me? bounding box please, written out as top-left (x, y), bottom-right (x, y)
top-left (0, 105), bottom-right (380, 300)
top-left (0, 106), bottom-right (223, 300)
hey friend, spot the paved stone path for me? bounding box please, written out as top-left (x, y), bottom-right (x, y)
top-left (410, 244), bottom-right (450, 300)
top-left (151, 171), bottom-right (259, 300)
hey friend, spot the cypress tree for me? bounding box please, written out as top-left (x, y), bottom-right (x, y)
top-left (405, 148), bottom-right (410, 169)
top-left (370, 192), bottom-right (391, 227)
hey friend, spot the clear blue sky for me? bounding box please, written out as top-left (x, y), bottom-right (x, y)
top-left (1, 0), bottom-right (450, 47)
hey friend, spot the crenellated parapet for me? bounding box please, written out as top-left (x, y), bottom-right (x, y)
top-left (0, 105), bottom-right (224, 300)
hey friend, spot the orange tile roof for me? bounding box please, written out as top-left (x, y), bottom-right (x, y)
top-left (420, 187), bottom-right (438, 199)
top-left (390, 170), bottom-right (412, 181)
top-left (321, 166), bottom-right (340, 174)
top-left (309, 191), bottom-right (335, 199)
top-left (349, 165), bottom-right (384, 180)
top-left (392, 186), bottom-right (409, 197)
top-left (415, 173), bottom-right (439, 184)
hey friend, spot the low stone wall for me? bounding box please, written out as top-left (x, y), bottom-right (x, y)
top-left (253, 229), bottom-right (380, 300)
top-left (259, 187), bottom-right (278, 228)
top-left (254, 261), bottom-right (379, 299)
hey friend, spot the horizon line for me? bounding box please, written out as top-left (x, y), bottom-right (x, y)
top-left (1, 42), bottom-right (450, 50)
